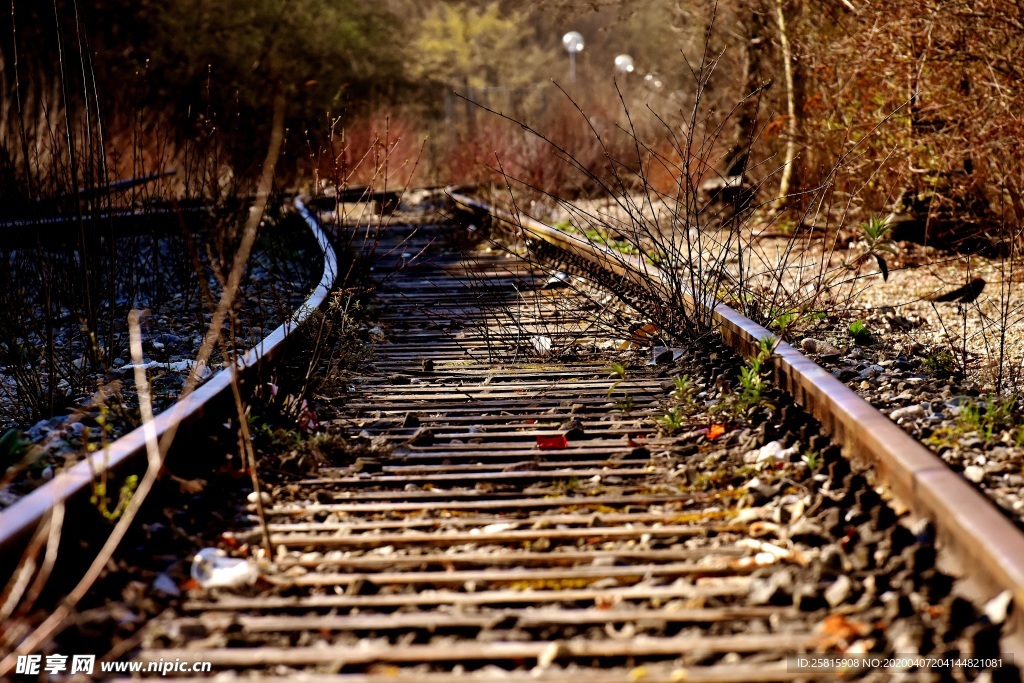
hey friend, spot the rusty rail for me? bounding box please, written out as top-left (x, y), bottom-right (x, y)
top-left (0, 198), bottom-right (337, 566)
top-left (449, 191), bottom-right (1024, 639)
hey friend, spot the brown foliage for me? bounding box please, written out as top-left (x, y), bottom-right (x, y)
top-left (799, 0), bottom-right (1024, 228)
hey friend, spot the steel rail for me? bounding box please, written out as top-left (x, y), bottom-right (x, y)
top-left (449, 191), bottom-right (1024, 638)
top-left (0, 198), bottom-right (337, 565)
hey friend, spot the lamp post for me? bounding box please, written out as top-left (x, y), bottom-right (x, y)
top-left (562, 31), bottom-right (584, 84)
top-left (614, 54), bottom-right (635, 76)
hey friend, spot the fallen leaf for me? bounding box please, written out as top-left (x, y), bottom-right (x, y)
top-left (629, 667), bottom-right (649, 681)
top-left (708, 424), bottom-right (726, 440)
top-left (819, 614), bottom-right (871, 645)
top-left (537, 434), bottom-right (569, 450)
top-left (179, 578), bottom-right (202, 592)
top-left (367, 665), bottom-right (400, 676)
top-left (629, 323), bottom-right (661, 345)
top-left (216, 463), bottom-right (248, 479)
top-left (171, 475), bottom-right (207, 495)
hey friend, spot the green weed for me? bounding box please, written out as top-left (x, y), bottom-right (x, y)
top-left (655, 406), bottom-right (686, 435)
top-left (91, 474), bottom-right (139, 521)
top-left (922, 350), bottom-right (955, 375)
top-left (608, 362), bottom-right (627, 381)
top-left (0, 428), bottom-right (32, 470)
top-left (848, 319), bottom-right (872, 344)
top-left (770, 309), bottom-right (800, 336)
top-left (717, 335), bottom-right (777, 418)
top-left (959, 395), bottom-right (1017, 443)
top-left (550, 476), bottom-right (581, 494)
top-left (669, 374), bottom-right (694, 407)
top-left (859, 216), bottom-right (896, 281)
top-left (802, 450), bottom-right (821, 471)
top-left (927, 394), bottom-right (1020, 448)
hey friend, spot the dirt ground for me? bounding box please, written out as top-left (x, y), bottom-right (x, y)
top-left (539, 193), bottom-right (1024, 393)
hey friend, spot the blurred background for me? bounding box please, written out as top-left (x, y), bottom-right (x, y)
top-left (5, 0), bottom-right (1018, 219)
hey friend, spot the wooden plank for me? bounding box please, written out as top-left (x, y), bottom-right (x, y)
top-left (347, 397), bottom-right (662, 411)
top-left (109, 667), bottom-right (817, 683)
top-left (295, 468), bottom-right (653, 487)
top-left (273, 548), bottom-right (751, 570)
top-left (292, 488), bottom-right (651, 503)
top-left (260, 510), bottom-right (737, 534)
top-left (376, 449), bottom-right (656, 464)
top-left (340, 435), bottom-right (655, 449)
top-left (268, 493), bottom-right (699, 515)
top-left (137, 633), bottom-right (820, 667)
top-left (339, 413), bottom-right (641, 424)
top-left (346, 400), bottom-right (652, 414)
top-left (174, 606), bottom-right (787, 634)
top-left (349, 393), bottom-right (661, 405)
top-left (355, 379), bottom-right (664, 392)
top-left (392, 441), bottom-right (669, 455)
top-left (268, 524), bottom-right (736, 549)
top-left (376, 459), bottom-right (649, 474)
top-left (183, 583), bottom-right (751, 612)
top-left (344, 428), bottom-right (658, 442)
top-left (266, 561), bottom-right (761, 588)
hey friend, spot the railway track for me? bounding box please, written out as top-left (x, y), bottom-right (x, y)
top-left (2, 195), bottom-right (1023, 680)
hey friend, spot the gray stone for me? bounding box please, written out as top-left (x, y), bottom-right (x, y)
top-left (858, 364), bottom-right (884, 379)
top-left (890, 404), bottom-right (925, 421)
top-left (152, 333), bottom-right (183, 349)
top-left (824, 575), bottom-right (853, 607)
top-left (983, 590), bottom-right (1013, 625)
top-left (963, 465), bottom-right (985, 483)
top-left (801, 338), bottom-right (841, 357)
top-left (152, 572), bottom-right (181, 597)
top-left (246, 491), bottom-right (272, 506)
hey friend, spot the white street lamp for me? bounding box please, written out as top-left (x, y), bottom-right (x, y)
top-left (614, 54), bottom-right (635, 75)
top-left (644, 73), bottom-right (664, 90)
top-left (562, 31), bottom-right (584, 84)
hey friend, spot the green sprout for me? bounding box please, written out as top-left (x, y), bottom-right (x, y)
top-left (848, 320), bottom-right (872, 345)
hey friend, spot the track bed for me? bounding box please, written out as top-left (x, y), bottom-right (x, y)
top-left (117, 219), bottom-right (1015, 682)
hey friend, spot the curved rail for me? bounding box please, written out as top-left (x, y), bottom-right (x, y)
top-left (450, 191), bottom-right (1024, 636)
top-left (0, 198), bottom-right (336, 562)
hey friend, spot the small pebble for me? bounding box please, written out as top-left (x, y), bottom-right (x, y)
top-left (246, 491), bottom-right (272, 506)
top-left (963, 465), bottom-right (985, 483)
top-left (825, 575), bottom-right (853, 607)
top-left (801, 338), bottom-right (841, 356)
top-left (889, 404), bottom-right (925, 421)
top-left (983, 590), bottom-right (1013, 625)
top-left (152, 573), bottom-right (181, 597)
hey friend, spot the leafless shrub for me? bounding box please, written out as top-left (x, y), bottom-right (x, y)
top-left (468, 21), bottom-right (903, 352)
